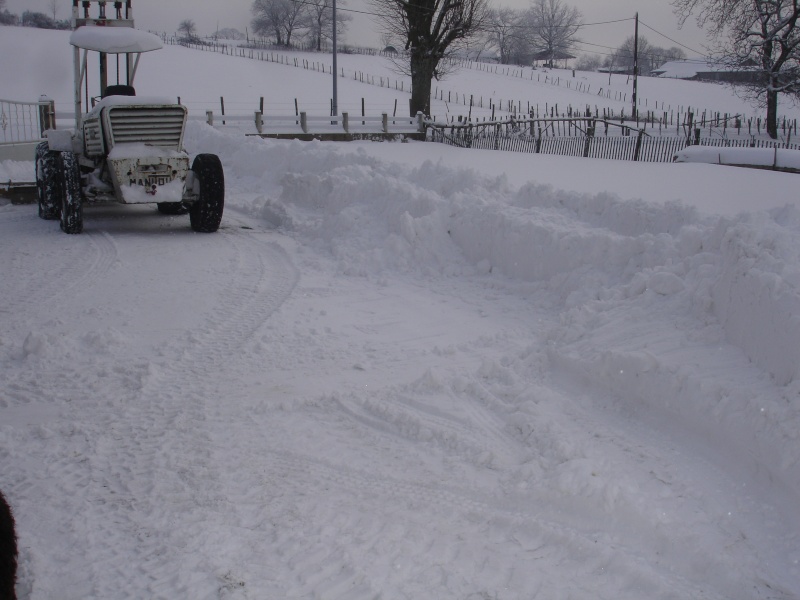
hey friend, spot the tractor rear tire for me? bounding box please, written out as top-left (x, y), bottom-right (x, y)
top-left (189, 154), bottom-right (224, 233)
top-left (35, 142), bottom-right (61, 220)
top-left (58, 152), bottom-right (83, 234)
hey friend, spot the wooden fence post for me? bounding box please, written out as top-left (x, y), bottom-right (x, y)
top-left (342, 112), bottom-right (349, 133)
top-left (583, 119), bottom-right (595, 158)
top-left (633, 129), bottom-right (644, 161)
top-left (206, 111), bottom-right (214, 126)
top-left (255, 112), bottom-right (263, 134)
top-left (382, 113), bottom-right (388, 133)
top-left (300, 112), bottom-right (308, 134)
top-left (38, 95), bottom-right (55, 135)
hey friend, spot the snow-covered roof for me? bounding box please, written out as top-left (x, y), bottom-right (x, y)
top-left (653, 59), bottom-right (758, 79)
top-left (652, 60), bottom-right (717, 78)
top-left (70, 26), bottom-right (163, 54)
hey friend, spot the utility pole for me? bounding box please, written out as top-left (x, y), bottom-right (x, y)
top-left (332, 0), bottom-right (338, 117)
top-left (632, 11), bottom-right (639, 122)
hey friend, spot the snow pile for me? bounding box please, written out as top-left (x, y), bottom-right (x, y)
top-left (186, 122), bottom-right (800, 499)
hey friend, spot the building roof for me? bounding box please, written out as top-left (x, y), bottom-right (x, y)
top-left (532, 49), bottom-right (575, 61)
top-left (652, 59), bottom-right (757, 79)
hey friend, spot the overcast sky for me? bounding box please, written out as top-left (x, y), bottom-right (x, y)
top-left (4, 0), bottom-right (709, 59)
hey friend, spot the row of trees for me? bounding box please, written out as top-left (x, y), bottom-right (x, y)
top-left (0, 1), bottom-right (69, 28)
top-left (365, 0), bottom-right (799, 138)
top-left (0, 11), bottom-right (70, 28)
top-left (574, 37), bottom-right (686, 75)
top-left (250, 0), bottom-right (351, 51)
top-left (0, 0), bottom-right (70, 28)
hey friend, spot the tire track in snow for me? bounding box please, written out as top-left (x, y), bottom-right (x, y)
top-left (330, 389), bottom-right (519, 470)
top-left (270, 329), bottom-right (765, 599)
top-left (0, 211), bottom-right (118, 319)
top-left (245, 447), bottom-right (721, 600)
top-left (38, 224), bottom-right (299, 599)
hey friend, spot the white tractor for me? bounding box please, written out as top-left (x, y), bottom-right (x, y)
top-left (36, 0), bottom-right (224, 234)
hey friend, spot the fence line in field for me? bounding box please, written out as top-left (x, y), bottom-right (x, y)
top-left (173, 37), bottom-right (800, 141)
top-left (175, 39), bottom-right (414, 114)
top-left (428, 116), bottom-right (800, 163)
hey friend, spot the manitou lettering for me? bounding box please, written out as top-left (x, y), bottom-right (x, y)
top-left (129, 175), bottom-right (172, 187)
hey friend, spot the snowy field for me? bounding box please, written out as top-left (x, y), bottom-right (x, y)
top-left (2, 24), bottom-right (800, 600)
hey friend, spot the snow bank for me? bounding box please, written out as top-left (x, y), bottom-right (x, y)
top-left (186, 122), bottom-right (800, 494)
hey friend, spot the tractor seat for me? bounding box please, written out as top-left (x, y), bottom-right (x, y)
top-left (102, 84), bottom-right (136, 98)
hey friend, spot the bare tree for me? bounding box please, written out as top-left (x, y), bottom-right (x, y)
top-left (306, 0), bottom-right (351, 51)
top-left (178, 19), bottom-right (197, 41)
top-left (526, 0), bottom-right (581, 66)
top-left (673, 0), bottom-right (800, 138)
top-left (370, 0), bottom-right (489, 116)
top-left (251, 0), bottom-right (308, 47)
top-left (49, 0), bottom-right (58, 21)
top-left (608, 36), bottom-right (685, 75)
top-left (575, 53), bottom-right (603, 72)
top-left (485, 7), bottom-right (525, 64)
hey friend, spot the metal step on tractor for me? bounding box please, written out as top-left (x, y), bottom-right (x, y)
top-left (36, 0), bottom-right (224, 234)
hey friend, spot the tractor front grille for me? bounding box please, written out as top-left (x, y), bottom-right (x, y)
top-left (83, 119), bottom-right (104, 157)
top-left (104, 105), bottom-right (187, 150)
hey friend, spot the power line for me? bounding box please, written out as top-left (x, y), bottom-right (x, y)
top-left (574, 39), bottom-right (621, 52)
top-left (284, 0), bottom-right (378, 17)
top-left (273, 0), bottom-right (708, 63)
top-left (284, 0), bottom-right (634, 28)
top-left (639, 19), bottom-right (708, 58)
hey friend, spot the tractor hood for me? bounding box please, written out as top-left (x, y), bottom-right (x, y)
top-left (70, 26), bottom-right (163, 54)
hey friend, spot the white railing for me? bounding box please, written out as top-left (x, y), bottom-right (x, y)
top-left (200, 111), bottom-right (426, 137)
top-left (0, 98), bottom-right (56, 145)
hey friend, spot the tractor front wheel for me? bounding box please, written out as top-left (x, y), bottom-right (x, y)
top-left (188, 154), bottom-right (224, 233)
top-left (35, 142), bottom-right (61, 220)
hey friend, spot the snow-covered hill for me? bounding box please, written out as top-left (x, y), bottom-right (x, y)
top-left (1, 24), bottom-right (800, 600)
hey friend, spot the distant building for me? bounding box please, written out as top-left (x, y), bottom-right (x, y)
top-left (652, 59), bottom-right (761, 83)
top-left (598, 66), bottom-right (630, 75)
top-left (531, 50), bottom-right (575, 68)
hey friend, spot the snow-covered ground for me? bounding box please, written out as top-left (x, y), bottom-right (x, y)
top-left (2, 24), bottom-right (800, 600)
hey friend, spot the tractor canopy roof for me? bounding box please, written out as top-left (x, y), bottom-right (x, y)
top-left (70, 26), bottom-right (163, 54)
